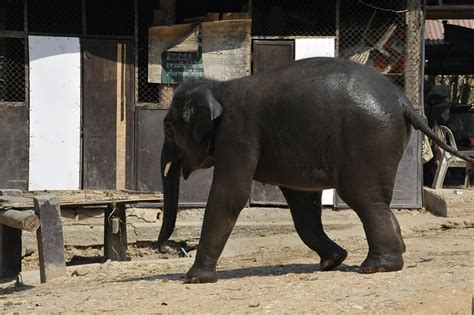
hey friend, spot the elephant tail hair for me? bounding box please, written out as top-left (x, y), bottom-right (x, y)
top-left (401, 97), bottom-right (474, 166)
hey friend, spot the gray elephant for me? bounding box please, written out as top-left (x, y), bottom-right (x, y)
top-left (158, 57), bottom-right (473, 283)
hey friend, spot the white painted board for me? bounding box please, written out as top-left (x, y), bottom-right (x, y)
top-left (295, 38), bottom-right (336, 60)
top-left (29, 36), bottom-right (81, 190)
top-left (322, 189), bottom-right (334, 206)
top-left (295, 38), bottom-right (336, 205)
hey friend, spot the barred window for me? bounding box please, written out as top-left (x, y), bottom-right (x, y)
top-left (0, 38), bottom-right (26, 103)
top-left (137, 0), bottom-right (164, 104)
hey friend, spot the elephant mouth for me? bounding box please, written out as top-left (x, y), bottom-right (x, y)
top-left (182, 166), bottom-right (192, 180)
top-left (182, 157), bottom-right (214, 180)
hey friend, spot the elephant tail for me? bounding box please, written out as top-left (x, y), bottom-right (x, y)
top-left (401, 97), bottom-right (474, 166)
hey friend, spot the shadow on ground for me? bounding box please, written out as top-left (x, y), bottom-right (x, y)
top-left (114, 263), bottom-right (361, 284)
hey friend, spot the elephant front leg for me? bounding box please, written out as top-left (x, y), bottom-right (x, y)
top-left (185, 158), bottom-right (255, 283)
top-left (280, 187), bottom-right (347, 271)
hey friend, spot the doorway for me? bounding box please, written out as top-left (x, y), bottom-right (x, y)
top-left (82, 39), bottom-right (135, 190)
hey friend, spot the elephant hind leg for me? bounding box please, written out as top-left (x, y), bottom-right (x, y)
top-left (337, 183), bottom-right (405, 274)
top-left (280, 187), bottom-right (347, 271)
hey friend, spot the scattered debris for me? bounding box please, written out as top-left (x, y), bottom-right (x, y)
top-left (180, 247), bottom-right (190, 257)
top-left (71, 269), bottom-right (88, 277)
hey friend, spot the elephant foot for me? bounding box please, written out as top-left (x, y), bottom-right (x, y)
top-left (320, 248), bottom-right (348, 271)
top-left (360, 253), bottom-right (403, 274)
top-left (184, 267), bottom-right (218, 284)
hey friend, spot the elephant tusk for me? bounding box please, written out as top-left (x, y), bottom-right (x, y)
top-left (164, 161), bottom-right (172, 177)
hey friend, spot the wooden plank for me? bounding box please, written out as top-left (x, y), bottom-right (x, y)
top-left (34, 195), bottom-right (66, 283)
top-left (0, 193), bottom-right (163, 210)
top-left (222, 12), bottom-right (251, 20)
top-left (0, 30), bottom-right (25, 38)
top-left (201, 19), bottom-right (252, 81)
top-left (104, 204), bottom-right (127, 261)
top-left (116, 43), bottom-right (127, 190)
top-left (1, 191), bottom-right (162, 209)
top-left (0, 103), bottom-right (28, 190)
top-left (82, 39), bottom-right (118, 189)
top-left (82, 40), bottom-right (134, 191)
top-left (0, 225), bottom-right (22, 279)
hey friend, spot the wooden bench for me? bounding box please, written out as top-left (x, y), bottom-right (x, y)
top-left (0, 190), bottom-right (163, 283)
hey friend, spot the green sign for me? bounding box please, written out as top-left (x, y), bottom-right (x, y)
top-left (161, 50), bottom-right (204, 84)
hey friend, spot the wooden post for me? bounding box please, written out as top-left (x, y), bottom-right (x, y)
top-left (0, 190), bottom-right (23, 279)
top-left (33, 195), bottom-right (66, 283)
top-left (104, 203), bottom-right (127, 261)
top-left (405, 0), bottom-right (424, 108)
top-left (0, 225), bottom-right (22, 279)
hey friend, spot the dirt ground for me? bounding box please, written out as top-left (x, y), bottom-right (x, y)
top-left (1, 208), bottom-right (473, 314)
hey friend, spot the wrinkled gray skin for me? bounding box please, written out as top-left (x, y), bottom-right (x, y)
top-left (159, 57), bottom-right (474, 283)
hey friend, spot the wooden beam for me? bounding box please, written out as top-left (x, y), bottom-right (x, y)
top-left (0, 192), bottom-right (163, 210)
top-left (0, 210), bottom-right (40, 232)
top-left (0, 30), bottom-right (25, 38)
top-left (104, 204), bottom-right (127, 261)
top-left (34, 195), bottom-right (66, 283)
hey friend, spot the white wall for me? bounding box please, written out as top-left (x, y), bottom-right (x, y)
top-left (295, 38), bottom-right (336, 60)
top-left (29, 36), bottom-right (81, 190)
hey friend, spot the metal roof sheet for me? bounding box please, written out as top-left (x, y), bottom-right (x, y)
top-left (425, 19), bottom-right (474, 40)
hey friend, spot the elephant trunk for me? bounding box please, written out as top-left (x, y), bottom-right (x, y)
top-left (157, 141), bottom-right (181, 249)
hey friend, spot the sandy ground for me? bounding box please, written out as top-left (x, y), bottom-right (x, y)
top-left (1, 208), bottom-right (473, 314)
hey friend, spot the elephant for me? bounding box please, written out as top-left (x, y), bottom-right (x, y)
top-left (158, 57), bottom-right (473, 283)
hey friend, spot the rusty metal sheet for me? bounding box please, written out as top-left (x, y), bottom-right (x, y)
top-left (0, 103), bottom-right (28, 190)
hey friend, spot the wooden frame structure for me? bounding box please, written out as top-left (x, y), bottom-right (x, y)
top-left (0, 191), bottom-right (162, 282)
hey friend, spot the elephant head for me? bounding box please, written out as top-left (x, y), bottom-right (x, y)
top-left (157, 83), bottom-right (223, 248)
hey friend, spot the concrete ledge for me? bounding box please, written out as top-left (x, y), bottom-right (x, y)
top-left (423, 187), bottom-right (474, 217)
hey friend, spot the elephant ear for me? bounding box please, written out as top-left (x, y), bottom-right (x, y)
top-left (184, 86), bottom-right (223, 146)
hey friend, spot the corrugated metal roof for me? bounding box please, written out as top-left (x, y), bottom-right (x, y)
top-left (425, 19), bottom-right (474, 40)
